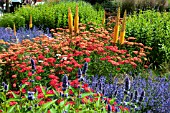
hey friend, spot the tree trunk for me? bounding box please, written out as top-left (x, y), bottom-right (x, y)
top-left (6, 0), bottom-right (10, 13)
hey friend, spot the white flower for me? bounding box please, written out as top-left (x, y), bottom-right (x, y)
top-left (38, 60), bottom-right (43, 63)
top-left (55, 54), bottom-right (62, 57)
top-left (61, 56), bottom-right (67, 61)
top-left (16, 36), bottom-right (19, 44)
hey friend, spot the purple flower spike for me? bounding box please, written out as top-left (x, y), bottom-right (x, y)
top-left (78, 68), bottom-right (82, 78)
top-left (4, 84), bottom-right (8, 91)
top-left (134, 90), bottom-right (138, 102)
top-left (130, 92), bottom-right (133, 100)
top-left (124, 76), bottom-right (131, 91)
top-left (31, 58), bottom-right (36, 70)
top-left (139, 90), bottom-right (145, 102)
top-left (28, 91), bottom-right (35, 100)
top-left (107, 104), bottom-right (112, 113)
top-left (82, 62), bottom-right (88, 75)
top-left (62, 74), bottom-right (68, 91)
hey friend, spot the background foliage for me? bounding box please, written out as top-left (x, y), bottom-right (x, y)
top-left (0, 1), bottom-right (104, 30)
top-left (125, 10), bottom-right (170, 70)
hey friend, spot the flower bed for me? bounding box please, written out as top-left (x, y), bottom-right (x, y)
top-left (0, 2), bottom-right (169, 112)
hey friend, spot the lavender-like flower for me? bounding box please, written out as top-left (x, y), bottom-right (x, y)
top-left (34, 104), bottom-right (38, 108)
top-left (86, 74), bottom-right (170, 113)
top-left (28, 91), bottom-right (35, 100)
top-left (124, 76), bottom-right (131, 91)
top-left (2, 82), bottom-right (5, 86)
top-left (27, 106), bottom-right (32, 111)
top-left (114, 90), bottom-right (117, 97)
top-left (78, 68), bottom-right (82, 79)
top-left (2, 82), bottom-right (8, 91)
top-left (4, 84), bottom-right (8, 91)
top-left (30, 79), bottom-right (35, 83)
top-left (139, 90), bottom-right (145, 102)
top-left (82, 62), bottom-right (88, 75)
top-left (130, 92), bottom-right (133, 101)
top-left (60, 93), bottom-right (65, 98)
top-left (62, 74), bottom-right (68, 91)
top-left (134, 90), bottom-right (138, 103)
top-left (31, 58), bottom-right (36, 70)
top-left (107, 104), bottom-right (112, 113)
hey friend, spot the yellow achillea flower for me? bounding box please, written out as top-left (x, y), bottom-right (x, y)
top-left (74, 5), bottom-right (79, 34)
top-left (120, 10), bottom-right (126, 44)
top-left (29, 14), bottom-right (33, 29)
top-left (113, 7), bottom-right (120, 43)
top-left (68, 7), bottom-right (73, 34)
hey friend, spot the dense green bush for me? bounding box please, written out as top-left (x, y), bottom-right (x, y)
top-left (0, 14), bottom-right (25, 29)
top-left (126, 10), bottom-right (170, 69)
top-left (121, 0), bottom-right (169, 15)
top-left (0, 1), bottom-right (104, 30)
top-left (91, 0), bottom-right (169, 17)
top-left (83, 0), bottom-right (106, 5)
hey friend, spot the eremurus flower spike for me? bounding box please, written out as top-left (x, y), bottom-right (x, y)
top-left (120, 10), bottom-right (126, 44)
top-left (113, 7), bottom-right (120, 43)
top-left (74, 5), bottom-right (79, 34)
top-left (68, 7), bottom-right (73, 34)
top-left (102, 11), bottom-right (106, 25)
top-left (13, 23), bottom-right (16, 36)
top-left (29, 14), bottom-right (33, 29)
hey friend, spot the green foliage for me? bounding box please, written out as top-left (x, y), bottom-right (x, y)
top-left (0, 1), bottom-right (104, 30)
top-left (0, 14), bottom-right (25, 29)
top-left (126, 10), bottom-right (170, 69)
top-left (83, 0), bottom-right (106, 5)
top-left (100, 0), bottom-right (121, 14)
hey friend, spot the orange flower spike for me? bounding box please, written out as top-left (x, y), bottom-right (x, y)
top-left (120, 10), bottom-right (126, 44)
top-left (29, 14), bottom-right (33, 29)
top-left (13, 23), bottom-right (16, 36)
top-left (74, 5), bottom-right (79, 34)
top-left (113, 7), bottom-right (120, 43)
top-left (68, 7), bottom-right (73, 34)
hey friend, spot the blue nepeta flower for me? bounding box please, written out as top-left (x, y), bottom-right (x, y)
top-left (82, 62), bottom-right (88, 75)
top-left (62, 74), bottom-right (68, 91)
top-left (78, 68), bottom-right (82, 79)
top-left (107, 104), bottom-right (112, 113)
top-left (28, 91), bottom-right (35, 100)
top-left (124, 76), bottom-right (131, 94)
top-left (87, 74), bottom-right (170, 113)
top-left (31, 58), bottom-right (36, 70)
top-left (139, 90), bottom-right (145, 103)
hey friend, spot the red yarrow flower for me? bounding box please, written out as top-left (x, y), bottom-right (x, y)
top-left (37, 93), bottom-right (44, 99)
top-left (48, 74), bottom-right (59, 79)
top-left (35, 76), bottom-right (42, 81)
top-left (84, 58), bottom-right (91, 62)
top-left (38, 54), bottom-right (45, 60)
top-left (9, 101), bottom-right (18, 106)
top-left (46, 90), bottom-right (54, 95)
top-left (12, 74), bottom-right (17, 78)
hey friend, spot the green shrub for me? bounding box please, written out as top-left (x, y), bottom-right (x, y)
top-left (96, 0), bottom-right (169, 17)
top-left (126, 10), bottom-right (170, 69)
top-left (0, 1), bottom-right (104, 30)
top-left (0, 14), bottom-right (25, 29)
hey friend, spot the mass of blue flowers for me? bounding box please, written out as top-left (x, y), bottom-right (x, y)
top-left (0, 26), bottom-right (52, 43)
top-left (84, 72), bottom-right (170, 113)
